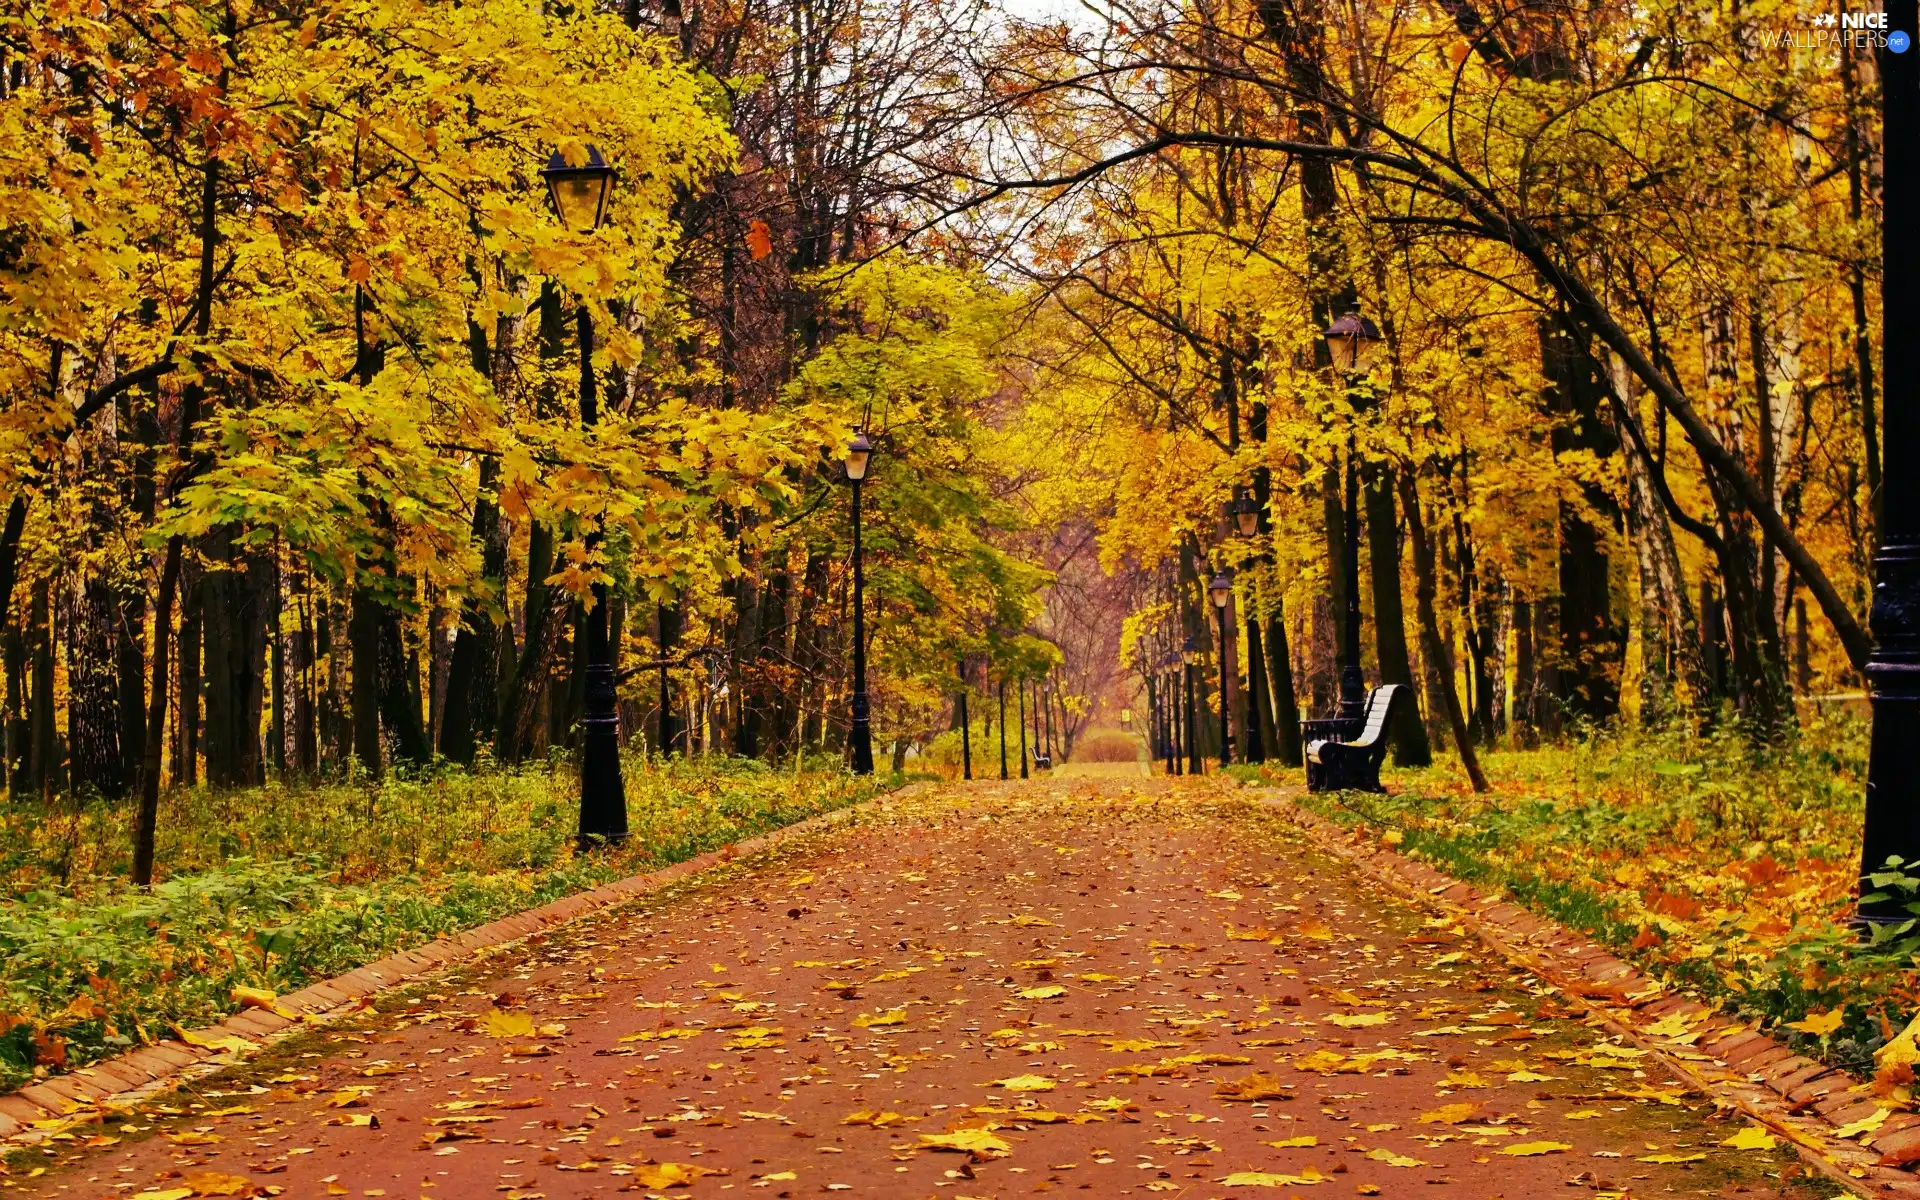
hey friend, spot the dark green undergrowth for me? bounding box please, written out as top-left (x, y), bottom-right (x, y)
top-left (0, 755), bottom-right (884, 1092)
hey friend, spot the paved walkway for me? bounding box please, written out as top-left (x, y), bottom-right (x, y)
top-left (23, 778), bottom-right (1828, 1199)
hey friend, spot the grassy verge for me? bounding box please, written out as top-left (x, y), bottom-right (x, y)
top-left (0, 755), bottom-right (881, 1092)
top-left (1251, 710), bottom-right (1916, 1078)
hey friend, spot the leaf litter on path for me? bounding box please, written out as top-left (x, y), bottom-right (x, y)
top-left (17, 779), bottom-right (1833, 1199)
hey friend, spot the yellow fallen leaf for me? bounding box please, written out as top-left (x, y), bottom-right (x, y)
top-left (1365, 1148), bottom-right (1423, 1167)
top-left (1018, 985), bottom-right (1066, 1000)
top-left (1563, 1110), bottom-right (1602, 1120)
top-left (1644, 1010), bottom-right (1702, 1039)
top-left (1208, 889), bottom-right (1243, 900)
top-left (757, 1171), bottom-right (798, 1182)
top-left (853, 1008), bottom-right (908, 1028)
top-left (1721, 1125), bottom-right (1778, 1151)
top-left (1010, 915), bottom-right (1054, 927)
top-left (229, 986), bottom-right (297, 1020)
top-left (987, 1074), bottom-right (1056, 1092)
top-left (1079, 972), bottom-right (1122, 983)
top-left (131, 1191), bottom-right (194, 1200)
top-left (1499, 1141), bottom-right (1572, 1157)
top-left (1294, 918), bottom-right (1334, 940)
top-left (1505, 1070), bottom-right (1555, 1082)
top-left (918, 1128), bottom-right (1011, 1157)
top-left (322, 1086), bottom-right (375, 1108)
top-left (1787, 1007), bottom-right (1845, 1038)
top-left (1443, 1071), bottom-right (1489, 1089)
top-left (1879, 1013), bottom-right (1920, 1068)
top-left (842, 1110), bottom-right (917, 1128)
top-left (1264, 1135), bottom-right (1318, 1148)
top-left (1325, 1012), bottom-right (1389, 1028)
top-left (630, 1162), bottom-right (718, 1188)
top-left (325, 1113), bottom-right (378, 1128)
top-left (1432, 952), bottom-right (1466, 965)
top-left (1104, 1038), bottom-right (1176, 1053)
top-left (165, 1131), bottom-right (223, 1146)
top-left (1637, 1152), bottom-right (1707, 1163)
top-left (172, 1026), bottom-right (256, 1055)
top-left (1219, 1168), bottom-right (1330, 1186)
top-left (1837, 1108), bottom-right (1891, 1139)
top-left (484, 1009), bottom-right (536, 1039)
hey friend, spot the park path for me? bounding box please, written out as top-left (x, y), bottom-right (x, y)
top-left (23, 777), bottom-right (1826, 1200)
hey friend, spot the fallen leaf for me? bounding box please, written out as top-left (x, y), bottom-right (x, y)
top-left (918, 1129), bottom-right (1011, 1157)
top-left (1637, 1152), bottom-right (1707, 1163)
top-left (987, 1074), bottom-right (1056, 1092)
top-left (483, 1009), bottom-right (537, 1039)
top-left (1787, 1008), bottom-right (1845, 1039)
top-left (1364, 1148), bottom-right (1423, 1167)
top-left (630, 1162), bottom-right (720, 1188)
top-left (229, 987), bottom-right (296, 1020)
top-left (842, 1110), bottom-right (917, 1128)
top-left (1499, 1142), bottom-right (1572, 1157)
top-left (1018, 986), bottom-right (1066, 1000)
top-left (1419, 1103), bottom-right (1482, 1125)
top-left (1264, 1135), bottom-right (1318, 1148)
top-left (1721, 1125), bottom-right (1778, 1151)
top-left (1837, 1108), bottom-right (1891, 1139)
top-left (1325, 1012), bottom-right (1389, 1028)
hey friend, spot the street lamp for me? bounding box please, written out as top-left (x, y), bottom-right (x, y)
top-left (541, 145), bottom-right (627, 848)
top-left (1229, 494), bottom-right (1260, 538)
top-left (957, 658), bottom-right (972, 781)
top-left (842, 426), bottom-right (875, 775)
top-left (1182, 635), bottom-right (1201, 775)
top-left (1210, 570), bottom-right (1234, 766)
top-left (1862, 0), bottom-right (1920, 925)
top-left (1324, 311), bottom-right (1378, 726)
top-left (1324, 310), bottom-right (1384, 373)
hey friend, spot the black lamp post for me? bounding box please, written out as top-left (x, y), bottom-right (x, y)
top-left (1862, 0), bottom-right (1919, 923)
top-left (998, 679), bottom-right (1009, 780)
top-left (1210, 569), bottom-right (1234, 766)
top-left (958, 658), bottom-right (973, 781)
top-left (1182, 636), bottom-right (1201, 775)
top-left (1018, 677), bottom-right (1030, 779)
top-left (542, 146), bottom-right (627, 848)
top-left (1324, 310), bottom-right (1383, 726)
top-left (843, 426), bottom-right (875, 775)
top-left (1227, 502), bottom-right (1267, 764)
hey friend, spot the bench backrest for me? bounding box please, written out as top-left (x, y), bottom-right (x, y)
top-left (1355, 684), bottom-right (1401, 746)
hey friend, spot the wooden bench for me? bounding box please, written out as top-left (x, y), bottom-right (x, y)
top-left (1302, 684), bottom-right (1402, 793)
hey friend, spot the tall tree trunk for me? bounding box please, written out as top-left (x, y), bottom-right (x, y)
top-left (29, 581), bottom-right (53, 799)
top-left (68, 577), bottom-right (124, 798)
top-left (438, 457), bottom-right (506, 765)
top-left (1363, 467), bottom-right (1431, 765)
top-left (497, 521), bottom-right (557, 763)
top-left (4, 622), bottom-right (24, 797)
top-left (1400, 473), bottom-right (1489, 792)
top-left (1265, 599), bottom-right (1302, 766)
top-left (379, 603), bottom-right (429, 765)
top-left (116, 589), bottom-right (146, 793)
top-left (1541, 319), bottom-right (1625, 723)
top-left (1512, 597), bottom-right (1536, 747)
top-left (350, 583), bottom-right (383, 778)
top-left (177, 581), bottom-right (200, 786)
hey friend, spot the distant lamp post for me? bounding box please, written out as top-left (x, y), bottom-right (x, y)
top-left (1324, 310), bottom-right (1382, 726)
top-left (842, 426), bottom-right (875, 775)
top-left (1181, 636), bottom-right (1201, 776)
top-left (1210, 570), bottom-right (1234, 765)
top-left (540, 144), bottom-right (626, 848)
top-left (1230, 494), bottom-right (1260, 539)
top-left (957, 658), bottom-right (972, 782)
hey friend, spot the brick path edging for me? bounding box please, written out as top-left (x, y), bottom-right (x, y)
top-left (1258, 787), bottom-right (1920, 1199)
top-left (0, 785), bottom-right (915, 1147)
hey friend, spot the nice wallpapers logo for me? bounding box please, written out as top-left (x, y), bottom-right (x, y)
top-left (1761, 9), bottom-right (1912, 50)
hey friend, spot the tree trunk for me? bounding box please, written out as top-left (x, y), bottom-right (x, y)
top-left (1400, 473), bottom-right (1489, 792)
top-left (68, 577), bottom-right (124, 798)
top-left (350, 583), bottom-right (383, 778)
top-left (1364, 467), bottom-right (1431, 766)
top-left (1513, 597), bottom-right (1536, 746)
top-left (497, 521), bottom-right (558, 764)
top-left (177, 582), bottom-right (200, 786)
top-left (116, 588), bottom-right (146, 792)
top-left (379, 603), bottom-right (430, 765)
top-left (1265, 599), bottom-right (1303, 766)
top-left (1541, 319), bottom-right (1625, 723)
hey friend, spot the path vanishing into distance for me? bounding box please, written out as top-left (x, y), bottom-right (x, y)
top-left (20, 778), bottom-right (1832, 1200)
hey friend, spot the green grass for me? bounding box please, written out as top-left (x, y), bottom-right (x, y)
top-left (0, 754), bottom-right (879, 1091)
top-left (1260, 710), bottom-right (1916, 1076)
